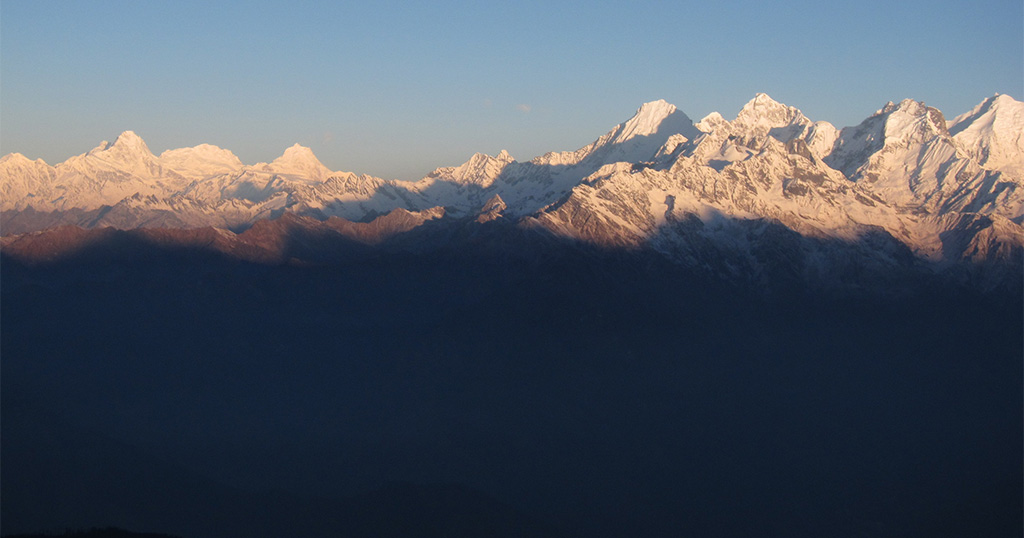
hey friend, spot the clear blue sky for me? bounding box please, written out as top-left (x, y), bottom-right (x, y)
top-left (2, 0), bottom-right (1021, 180)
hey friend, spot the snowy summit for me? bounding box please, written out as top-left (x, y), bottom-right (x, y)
top-left (2, 93), bottom-right (1022, 268)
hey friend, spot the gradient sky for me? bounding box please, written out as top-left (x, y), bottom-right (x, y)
top-left (2, 0), bottom-right (1021, 180)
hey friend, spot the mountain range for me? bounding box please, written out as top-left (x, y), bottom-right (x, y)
top-left (3, 94), bottom-right (1022, 537)
top-left (2, 93), bottom-right (1022, 283)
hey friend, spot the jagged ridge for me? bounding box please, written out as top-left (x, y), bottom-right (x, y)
top-left (2, 94), bottom-right (1022, 274)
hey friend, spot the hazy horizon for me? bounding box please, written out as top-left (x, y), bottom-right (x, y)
top-left (2, 0), bottom-right (1021, 180)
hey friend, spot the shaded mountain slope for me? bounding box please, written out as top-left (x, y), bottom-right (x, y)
top-left (2, 230), bottom-right (1020, 538)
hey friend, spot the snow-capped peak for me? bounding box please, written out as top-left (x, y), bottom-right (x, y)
top-left (948, 93), bottom-right (1024, 174)
top-left (825, 98), bottom-right (950, 178)
top-left (879, 99), bottom-right (949, 141)
top-left (740, 92), bottom-right (787, 113)
top-left (830, 98), bottom-right (950, 163)
top-left (529, 99), bottom-right (702, 169)
top-left (615, 99), bottom-right (679, 141)
top-left (110, 130), bottom-right (147, 148)
top-left (695, 111), bottom-right (728, 133)
top-left (605, 99), bottom-right (702, 146)
top-left (0, 152), bottom-right (47, 166)
top-left (160, 143), bottom-right (244, 179)
top-left (426, 150), bottom-right (514, 186)
top-left (276, 143), bottom-right (318, 163)
top-left (595, 99), bottom-right (702, 159)
top-left (948, 94), bottom-right (1023, 140)
top-left (91, 130), bottom-right (153, 157)
top-left (464, 149), bottom-right (515, 165)
top-left (160, 143), bottom-right (240, 163)
top-left (733, 93), bottom-right (811, 133)
top-left (64, 130), bottom-right (162, 178)
top-left (263, 143), bottom-right (332, 180)
top-left (689, 93), bottom-right (836, 166)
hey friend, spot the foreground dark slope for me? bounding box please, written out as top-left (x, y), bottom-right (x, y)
top-left (2, 225), bottom-right (1021, 538)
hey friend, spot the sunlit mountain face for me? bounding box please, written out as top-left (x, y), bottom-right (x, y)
top-left (2, 95), bottom-right (1021, 538)
top-left (4, 94), bottom-right (1023, 268)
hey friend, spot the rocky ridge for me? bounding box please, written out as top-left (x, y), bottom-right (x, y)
top-left (2, 94), bottom-right (1022, 277)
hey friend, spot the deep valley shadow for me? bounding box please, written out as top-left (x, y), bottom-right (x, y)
top-left (1, 219), bottom-right (1021, 538)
